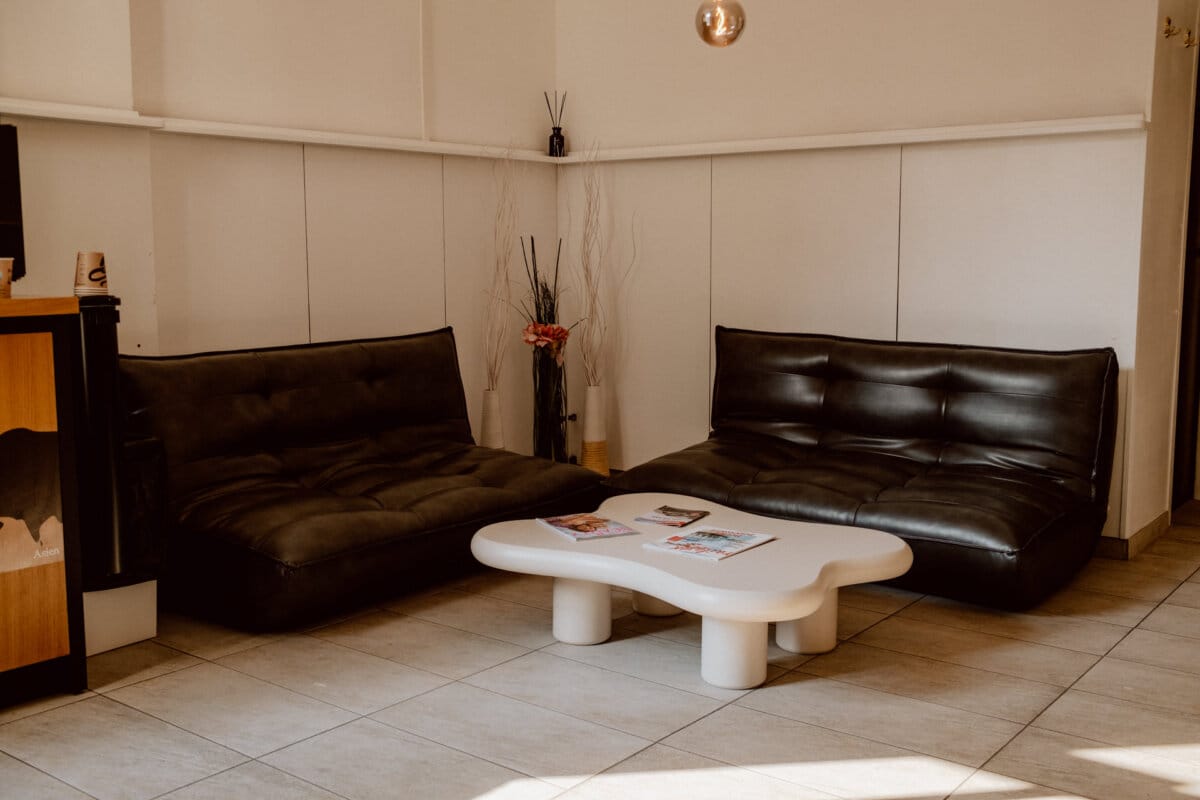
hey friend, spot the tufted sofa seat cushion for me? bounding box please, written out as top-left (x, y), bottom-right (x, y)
top-left (610, 327), bottom-right (1118, 608)
top-left (121, 328), bottom-right (604, 629)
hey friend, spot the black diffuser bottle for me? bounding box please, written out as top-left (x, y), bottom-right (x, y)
top-left (545, 91), bottom-right (567, 157)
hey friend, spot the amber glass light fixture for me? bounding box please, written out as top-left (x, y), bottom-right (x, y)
top-left (696, 0), bottom-right (746, 47)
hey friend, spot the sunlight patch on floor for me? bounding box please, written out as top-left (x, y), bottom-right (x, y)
top-left (1074, 744), bottom-right (1200, 797)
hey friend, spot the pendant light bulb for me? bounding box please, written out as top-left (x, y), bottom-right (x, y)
top-left (696, 0), bottom-right (746, 47)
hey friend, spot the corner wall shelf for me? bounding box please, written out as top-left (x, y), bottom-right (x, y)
top-left (0, 96), bottom-right (1147, 164)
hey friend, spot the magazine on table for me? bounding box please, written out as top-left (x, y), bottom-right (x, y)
top-left (633, 505), bottom-right (711, 528)
top-left (538, 513), bottom-right (639, 541)
top-left (643, 527), bottom-right (775, 560)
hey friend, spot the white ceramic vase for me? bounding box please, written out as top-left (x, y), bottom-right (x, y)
top-left (480, 389), bottom-right (505, 449)
top-left (580, 384), bottom-right (610, 476)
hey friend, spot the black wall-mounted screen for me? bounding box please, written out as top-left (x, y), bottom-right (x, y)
top-left (0, 125), bottom-right (26, 281)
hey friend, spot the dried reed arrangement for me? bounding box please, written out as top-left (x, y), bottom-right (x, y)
top-left (577, 152), bottom-right (605, 387)
top-left (484, 156), bottom-right (518, 391)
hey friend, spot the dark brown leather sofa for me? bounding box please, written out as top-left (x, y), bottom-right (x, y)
top-left (610, 327), bottom-right (1119, 608)
top-left (119, 328), bottom-right (605, 629)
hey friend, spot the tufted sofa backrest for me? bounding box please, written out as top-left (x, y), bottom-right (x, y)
top-left (119, 328), bottom-right (472, 469)
top-left (711, 327), bottom-right (1119, 503)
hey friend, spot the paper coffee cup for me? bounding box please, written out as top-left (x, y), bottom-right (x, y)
top-left (0, 257), bottom-right (12, 299)
top-left (74, 251), bottom-right (108, 296)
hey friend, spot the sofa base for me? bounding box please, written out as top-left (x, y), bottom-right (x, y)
top-left (160, 482), bottom-right (608, 631)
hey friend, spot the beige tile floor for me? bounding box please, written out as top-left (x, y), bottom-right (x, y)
top-left (2, 525), bottom-right (1199, 800)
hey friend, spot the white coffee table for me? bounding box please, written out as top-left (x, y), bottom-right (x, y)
top-left (471, 492), bottom-right (912, 689)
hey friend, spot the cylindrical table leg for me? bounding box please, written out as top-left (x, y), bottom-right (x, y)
top-left (700, 617), bottom-right (768, 689)
top-left (632, 591), bottom-right (682, 617)
top-left (553, 578), bottom-right (612, 644)
top-left (776, 586), bottom-right (838, 654)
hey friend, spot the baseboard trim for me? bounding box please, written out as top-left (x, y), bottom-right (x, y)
top-left (1096, 511), bottom-right (1170, 560)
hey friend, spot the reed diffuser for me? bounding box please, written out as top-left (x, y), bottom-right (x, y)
top-left (544, 90), bottom-right (567, 157)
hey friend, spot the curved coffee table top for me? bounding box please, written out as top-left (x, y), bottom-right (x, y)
top-left (472, 492), bottom-right (912, 623)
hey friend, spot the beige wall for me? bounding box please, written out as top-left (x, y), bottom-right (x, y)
top-left (2, 1), bottom-right (1192, 538)
top-left (0, 0), bottom-right (135, 110)
top-left (130, 0), bottom-right (425, 137)
top-left (425, 0), bottom-right (556, 147)
top-left (556, 0), bottom-right (1156, 148)
top-left (130, 0), bottom-right (556, 147)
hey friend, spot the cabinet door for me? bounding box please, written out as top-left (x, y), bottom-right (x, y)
top-left (0, 332), bottom-right (70, 672)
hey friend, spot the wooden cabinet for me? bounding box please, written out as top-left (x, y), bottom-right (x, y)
top-left (0, 297), bottom-right (87, 704)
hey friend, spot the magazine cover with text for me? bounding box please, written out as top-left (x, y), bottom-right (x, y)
top-left (538, 513), bottom-right (638, 541)
top-left (643, 527), bottom-right (775, 560)
top-left (633, 505), bottom-right (711, 528)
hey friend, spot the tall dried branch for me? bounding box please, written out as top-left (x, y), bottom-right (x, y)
top-left (577, 152), bottom-right (606, 386)
top-left (484, 156), bottom-right (518, 391)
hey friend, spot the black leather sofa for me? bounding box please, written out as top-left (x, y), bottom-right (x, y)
top-left (610, 327), bottom-right (1119, 609)
top-left (119, 328), bottom-right (605, 629)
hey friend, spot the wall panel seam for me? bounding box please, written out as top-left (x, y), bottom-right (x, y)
top-left (302, 144), bottom-right (312, 343)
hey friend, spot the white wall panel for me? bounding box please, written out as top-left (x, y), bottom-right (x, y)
top-left (556, 0), bottom-right (1156, 148)
top-left (305, 146), bottom-right (445, 342)
top-left (130, 0), bottom-right (423, 137)
top-left (4, 117), bottom-right (157, 354)
top-left (426, 0), bottom-right (556, 148)
top-left (898, 133), bottom-right (1145, 360)
top-left (0, 0), bottom-right (134, 109)
top-left (150, 135), bottom-right (309, 353)
top-left (559, 158), bottom-right (712, 470)
top-left (711, 147), bottom-right (901, 341)
top-left (445, 157), bottom-right (559, 455)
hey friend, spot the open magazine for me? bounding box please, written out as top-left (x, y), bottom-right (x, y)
top-left (643, 527), bottom-right (775, 560)
top-left (633, 505), bottom-right (711, 528)
top-left (538, 513), bottom-right (638, 541)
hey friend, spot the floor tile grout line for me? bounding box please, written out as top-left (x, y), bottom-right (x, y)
top-left (437, 679), bottom-right (654, 744)
top-left (193, 655), bottom-right (397, 720)
top-left (830, 632), bottom-right (1086, 691)
top-left (973, 568), bottom-right (1194, 798)
top-left (722, 694), bottom-right (1002, 772)
top-left (646, 699), bottom-right (961, 799)
top-left (0, 746), bottom-right (103, 800)
top-left (362, 605), bottom-right (553, 652)
top-left (288, 629), bottom-right (466, 684)
top-left (362, 710), bottom-right (582, 793)
top-left (479, 642), bottom-right (731, 702)
top-left (105, 654), bottom-right (445, 767)
top-left (72, 690), bottom-right (259, 768)
top-left (883, 606), bottom-right (1134, 656)
top-left (1058, 684), bottom-right (1200, 723)
top-left (532, 641), bottom-right (751, 703)
top-left (457, 664), bottom-right (726, 743)
top-left (91, 661), bottom-right (200, 697)
top-left (0, 691), bottom-right (96, 729)
top-left (785, 657), bottom-right (1051, 728)
top-left (940, 768), bottom-right (982, 800)
top-left (142, 759), bottom-right (355, 800)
